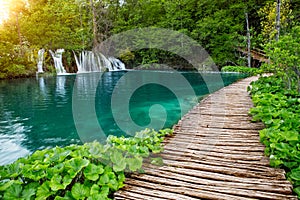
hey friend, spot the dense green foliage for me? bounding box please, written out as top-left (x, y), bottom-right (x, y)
top-left (0, 128), bottom-right (173, 199)
top-left (249, 76), bottom-right (300, 197)
top-left (221, 66), bottom-right (261, 75)
top-left (1, 0), bottom-right (299, 78)
top-left (263, 25), bottom-right (300, 92)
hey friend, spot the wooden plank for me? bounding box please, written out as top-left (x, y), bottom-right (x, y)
top-left (159, 159), bottom-right (286, 179)
top-left (128, 174), bottom-right (295, 199)
top-left (137, 168), bottom-right (292, 193)
top-left (163, 142), bottom-right (264, 154)
top-left (162, 151), bottom-right (271, 166)
top-left (159, 154), bottom-right (285, 173)
top-left (142, 165), bottom-right (293, 186)
top-left (115, 185), bottom-right (200, 200)
top-left (163, 147), bottom-right (267, 161)
top-left (124, 179), bottom-right (255, 200)
top-left (114, 192), bottom-right (166, 200)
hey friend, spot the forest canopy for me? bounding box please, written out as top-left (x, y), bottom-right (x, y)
top-left (0, 0), bottom-right (299, 78)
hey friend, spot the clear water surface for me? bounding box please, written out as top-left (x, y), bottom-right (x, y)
top-left (0, 71), bottom-right (248, 165)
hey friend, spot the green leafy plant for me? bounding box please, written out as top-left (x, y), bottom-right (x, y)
top-left (249, 76), bottom-right (300, 197)
top-left (0, 128), bottom-right (173, 199)
top-left (263, 26), bottom-right (300, 92)
top-left (221, 66), bottom-right (261, 75)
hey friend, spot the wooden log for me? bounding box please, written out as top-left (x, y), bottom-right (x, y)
top-left (163, 142), bottom-right (264, 154)
top-left (124, 178), bottom-right (297, 200)
top-left (135, 168), bottom-right (292, 194)
top-left (142, 164), bottom-right (292, 186)
top-left (115, 185), bottom-right (200, 200)
top-left (159, 154), bottom-right (285, 173)
top-left (163, 147), bottom-right (267, 161)
top-left (128, 174), bottom-right (294, 198)
top-left (159, 159), bottom-right (286, 179)
top-left (123, 179), bottom-right (254, 200)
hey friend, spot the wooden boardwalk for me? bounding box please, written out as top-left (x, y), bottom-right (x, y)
top-left (237, 47), bottom-right (269, 63)
top-left (114, 77), bottom-right (297, 200)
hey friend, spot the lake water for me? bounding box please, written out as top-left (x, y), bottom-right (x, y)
top-left (0, 71), bottom-right (248, 165)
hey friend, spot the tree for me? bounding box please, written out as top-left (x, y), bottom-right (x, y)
top-left (264, 26), bottom-right (300, 91)
top-left (245, 12), bottom-right (251, 67)
top-left (258, 0), bottom-right (292, 43)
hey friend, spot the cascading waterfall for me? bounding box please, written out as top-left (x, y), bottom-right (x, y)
top-left (37, 49), bottom-right (45, 73)
top-left (108, 57), bottom-right (126, 71)
top-left (73, 51), bottom-right (126, 73)
top-left (49, 49), bottom-right (67, 75)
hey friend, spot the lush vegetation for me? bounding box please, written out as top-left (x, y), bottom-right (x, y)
top-left (263, 25), bottom-right (300, 92)
top-left (0, 128), bottom-right (173, 200)
top-left (221, 66), bottom-right (261, 75)
top-left (248, 22), bottom-right (300, 197)
top-left (249, 76), bottom-right (300, 196)
top-left (0, 0), bottom-right (299, 78)
top-left (0, 0), bottom-right (300, 197)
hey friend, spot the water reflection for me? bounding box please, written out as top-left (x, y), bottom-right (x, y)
top-left (56, 76), bottom-right (66, 98)
top-left (38, 76), bottom-right (47, 96)
top-left (0, 75), bottom-right (80, 165)
top-left (0, 72), bottom-right (248, 165)
top-left (0, 111), bottom-right (31, 165)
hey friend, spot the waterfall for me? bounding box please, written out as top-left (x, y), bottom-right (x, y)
top-left (74, 51), bottom-right (126, 73)
top-left (109, 57), bottom-right (126, 71)
top-left (49, 49), bottom-right (67, 75)
top-left (37, 49), bottom-right (45, 73)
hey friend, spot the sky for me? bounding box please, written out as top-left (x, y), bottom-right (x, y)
top-left (0, 0), bottom-right (9, 24)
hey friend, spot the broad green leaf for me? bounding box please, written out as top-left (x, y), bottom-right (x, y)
top-left (87, 194), bottom-right (107, 200)
top-left (150, 157), bottom-right (164, 166)
top-left (0, 180), bottom-right (22, 192)
top-left (90, 184), bottom-right (100, 195)
top-left (50, 148), bottom-right (71, 163)
top-left (47, 163), bottom-right (65, 178)
top-left (113, 158), bottom-right (126, 172)
top-left (294, 186), bottom-right (300, 196)
top-left (98, 173), bottom-right (109, 185)
top-left (88, 143), bottom-right (104, 158)
top-left (281, 131), bottom-right (299, 142)
top-left (65, 158), bottom-right (90, 178)
top-left (110, 149), bottom-right (124, 164)
top-left (54, 196), bottom-right (66, 200)
top-left (23, 167), bottom-right (46, 181)
top-left (3, 163), bottom-right (22, 178)
top-left (108, 178), bottom-right (119, 191)
top-left (59, 191), bottom-right (75, 200)
top-left (22, 187), bottom-right (35, 200)
top-left (117, 172), bottom-right (126, 183)
top-left (3, 184), bottom-right (23, 200)
top-left (290, 170), bottom-right (300, 181)
top-left (84, 163), bottom-right (104, 181)
top-left (274, 143), bottom-right (291, 153)
top-left (100, 185), bottom-right (110, 197)
top-left (62, 174), bottom-right (73, 188)
top-left (71, 183), bottom-right (89, 200)
top-left (126, 156), bottom-right (143, 171)
top-left (36, 181), bottom-right (54, 200)
top-left (50, 174), bottom-right (65, 191)
top-left (284, 161), bottom-right (298, 169)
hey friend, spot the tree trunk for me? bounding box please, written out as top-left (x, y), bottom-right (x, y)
top-left (245, 12), bottom-right (251, 68)
top-left (276, 0), bottom-right (281, 41)
top-left (90, 0), bottom-right (98, 48)
top-left (15, 14), bottom-right (23, 55)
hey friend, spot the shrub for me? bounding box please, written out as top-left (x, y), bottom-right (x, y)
top-left (221, 66), bottom-right (261, 75)
top-left (0, 128), bottom-right (173, 200)
top-left (249, 76), bottom-right (300, 197)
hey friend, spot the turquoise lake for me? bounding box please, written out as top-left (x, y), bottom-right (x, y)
top-left (0, 71), bottom-right (248, 165)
